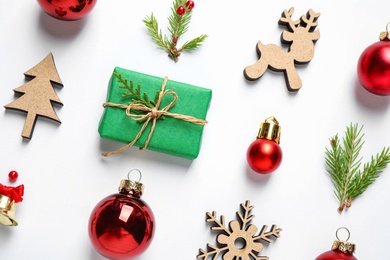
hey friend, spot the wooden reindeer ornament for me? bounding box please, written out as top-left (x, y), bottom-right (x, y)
top-left (244, 7), bottom-right (320, 91)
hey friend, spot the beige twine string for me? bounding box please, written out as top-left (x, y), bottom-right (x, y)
top-left (102, 76), bottom-right (207, 156)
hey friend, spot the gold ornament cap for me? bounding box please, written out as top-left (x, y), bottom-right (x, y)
top-left (0, 195), bottom-right (18, 226)
top-left (379, 22), bottom-right (390, 41)
top-left (331, 227), bottom-right (356, 254)
top-left (119, 169), bottom-right (144, 198)
top-left (257, 116), bottom-right (282, 144)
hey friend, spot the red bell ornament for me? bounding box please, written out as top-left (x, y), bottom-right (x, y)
top-left (357, 22), bottom-right (390, 96)
top-left (315, 227), bottom-right (357, 260)
top-left (246, 116), bottom-right (282, 174)
top-left (37, 0), bottom-right (97, 21)
top-left (88, 169), bottom-right (155, 259)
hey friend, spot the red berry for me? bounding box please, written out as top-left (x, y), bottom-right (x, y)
top-left (186, 1), bottom-right (195, 10)
top-left (8, 170), bottom-right (18, 181)
top-left (176, 6), bottom-right (186, 15)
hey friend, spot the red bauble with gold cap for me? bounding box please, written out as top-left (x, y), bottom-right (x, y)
top-left (247, 116), bottom-right (283, 174)
top-left (357, 23), bottom-right (390, 96)
top-left (88, 170), bottom-right (155, 259)
top-left (315, 228), bottom-right (358, 260)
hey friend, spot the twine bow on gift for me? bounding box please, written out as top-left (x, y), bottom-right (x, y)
top-left (102, 76), bottom-right (208, 156)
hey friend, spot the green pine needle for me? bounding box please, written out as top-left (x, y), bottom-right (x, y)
top-left (325, 123), bottom-right (390, 212)
top-left (143, 0), bottom-right (207, 62)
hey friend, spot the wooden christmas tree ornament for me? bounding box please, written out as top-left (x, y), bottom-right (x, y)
top-left (4, 53), bottom-right (64, 139)
top-left (244, 7), bottom-right (320, 91)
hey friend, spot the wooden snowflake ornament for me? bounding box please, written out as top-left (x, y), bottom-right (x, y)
top-left (4, 53), bottom-right (63, 139)
top-left (197, 200), bottom-right (282, 260)
top-left (244, 7), bottom-right (320, 91)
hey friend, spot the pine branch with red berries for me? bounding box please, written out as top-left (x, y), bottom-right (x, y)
top-left (143, 0), bottom-right (207, 62)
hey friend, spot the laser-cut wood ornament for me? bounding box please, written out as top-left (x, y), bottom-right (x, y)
top-left (244, 7), bottom-right (320, 91)
top-left (4, 53), bottom-right (63, 139)
top-left (197, 200), bottom-right (282, 260)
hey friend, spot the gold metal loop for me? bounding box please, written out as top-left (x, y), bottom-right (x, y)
top-left (335, 227), bottom-right (350, 241)
top-left (265, 116), bottom-right (279, 125)
top-left (127, 169), bottom-right (142, 182)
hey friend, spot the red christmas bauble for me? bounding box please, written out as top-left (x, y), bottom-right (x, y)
top-left (247, 116), bottom-right (283, 174)
top-left (315, 250), bottom-right (357, 260)
top-left (37, 0), bottom-right (97, 21)
top-left (357, 39), bottom-right (390, 96)
top-left (88, 193), bottom-right (155, 259)
top-left (247, 138), bottom-right (282, 174)
top-left (316, 227), bottom-right (358, 260)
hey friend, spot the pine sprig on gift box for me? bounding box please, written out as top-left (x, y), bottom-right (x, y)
top-left (113, 72), bottom-right (159, 109)
top-left (325, 123), bottom-right (390, 212)
top-left (143, 0), bottom-right (207, 62)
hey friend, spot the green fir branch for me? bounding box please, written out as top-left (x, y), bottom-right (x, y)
top-left (325, 134), bottom-right (345, 202)
top-left (143, 0), bottom-right (207, 62)
top-left (113, 72), bottom-right (159, 109)
top-left (181, 34), bottom-right (208, 50)
top-left (325, 123), bottom-right (390, 212)
top-left (168, 0), bottom-right (192, 37)
top-left (142, 14), bottom-right (172, 50)
top-left (349, 147), bottom-right (390, 199)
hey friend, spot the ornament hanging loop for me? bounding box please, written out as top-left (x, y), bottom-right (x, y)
top-left (331, 227), bottom-right (356, 254)
top-left (335, 227), bottom-right (350, 241)
top-left (119, 169), bottom-right (144, 197)
top-left (127, 169), bottom-right (142, 182)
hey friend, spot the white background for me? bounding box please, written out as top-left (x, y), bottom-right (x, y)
top-left (1, 1), bottom-right (390, 259)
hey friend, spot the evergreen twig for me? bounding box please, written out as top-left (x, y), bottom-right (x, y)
top-left (142, 14), bottom-right (172, 51)
top-left (142, 0), bottom-right (207, 62)
top-left (113, 72), bottom-right (159, 109)
top-left (325, 123), bottom-right (390, 212)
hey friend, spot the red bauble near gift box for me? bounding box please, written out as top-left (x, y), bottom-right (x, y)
top-left (247, 116), bottom-right (283, 174)
top-left (37, 0), bottom-right (97, 21)
top-left (88, 170), bottom-right (155, 259)
top-left (357, 23), bottom-right (390, 96)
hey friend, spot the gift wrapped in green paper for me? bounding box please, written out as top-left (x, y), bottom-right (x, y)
top-left (98, 67), bottom-right (212, 160)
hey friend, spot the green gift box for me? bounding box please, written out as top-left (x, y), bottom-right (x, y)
top-left (98, 67), bottom-right (212, 160)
